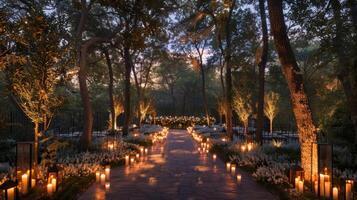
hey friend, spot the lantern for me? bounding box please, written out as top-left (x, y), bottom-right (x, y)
top-left (289, 165), bottom-right (304, 186)
top-left (47, 165), bottom-right (62, 192)
top-left (311, 143), bottom-right (333, 198)
top-left (0, 180), bottom-right (18, 200)
top-left (106, 134), bottom-right (119, 151)
top-left (16, 142), bottom-right (34, 194)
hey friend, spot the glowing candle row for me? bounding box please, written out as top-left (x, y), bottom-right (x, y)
top-left (95, 166), bottom-right (111, 184)
top-left (47, 176), bottom-right (57, 195)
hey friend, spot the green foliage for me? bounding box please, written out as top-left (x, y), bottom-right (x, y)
top-left (3, 10), bottom-right (70, 128)
top-left (41, 139), bottom-right (69, 166)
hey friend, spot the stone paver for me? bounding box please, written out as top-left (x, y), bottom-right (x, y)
top-left (79, 129), bottom-right (278, 200)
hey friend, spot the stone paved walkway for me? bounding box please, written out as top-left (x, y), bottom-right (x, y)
top-left (79, 129), bottom-right (278, 200)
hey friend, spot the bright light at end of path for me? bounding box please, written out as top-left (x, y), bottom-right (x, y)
top-left (237, 174), bottom-right (242, 184)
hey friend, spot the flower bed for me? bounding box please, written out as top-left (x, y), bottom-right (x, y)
top-left (1, 126), bottom-right (170, 200)
top-left (156, 116), bottom-right (215, 129)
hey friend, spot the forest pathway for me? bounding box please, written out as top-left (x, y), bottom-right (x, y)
top-left (79, 129), bottom-right (278, 200)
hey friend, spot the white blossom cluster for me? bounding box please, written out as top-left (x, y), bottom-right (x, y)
top-left (34, 142), bottom-right (137, 183)
top-left (156, 116), bottom-right (215, 128)
top-left (151, 127), bottom-right (169, 143)
top-left (252, 164), bottom-right (289, 185)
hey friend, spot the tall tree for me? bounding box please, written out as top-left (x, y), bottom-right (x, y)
top-left (224, 0), bottom-right (236, 141)
top-left (268, 0), bottom-right (317, 181)
top-left (3, 10), bottom-right (67, 171)
top-left (75, 0), bottom-right (110, 149)
top-left (330, 0), bottom-right (357, 146)
top-left (103, 48), bottom-right (115, 132)
top-left (100, 0), bottom-right (170, 135)
top-left (256, 0), bottom-right (269, 144)
top-left (264, 91), bottom-right (279, 134)
top-left (132, 45), bottom-right (161, 127)
top-left (182, 38), bottom-right (211, 125)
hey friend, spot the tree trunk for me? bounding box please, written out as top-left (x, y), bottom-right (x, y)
top-left (225, 63), bottom-right (233, 140)
top-left (123, 46), bottom-right (132, 136)
top-left (78, 43), bottom-right (94, 150)
top-left (225, 1), bottom-right (236, 141)
top-left (132, 63), bottom-right (142, 128)
top-left (78, 37), bottom-right (107, 149)
top-left (268, 0), bottom-right (317, 181)
top-left (33, 121), bottom-right (39, 174)
top-left (256, 0), bottom-right (269, 145)
top-left (104, 50), bottom-right (115, 132)
top-left (200, 65), bottom-right (210, 125)
top-left (331, 0), bottom-right (357, 147)
top-left (181, 89), bottom-right (187, 115)
top-left (270, 119), bottom-right (273, 134)
top-left (244, 122), bottom-right (247, 135)
top-left (220, 64), bottom-right (225, 95)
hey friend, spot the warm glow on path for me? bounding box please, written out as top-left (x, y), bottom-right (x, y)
top-left (79, 130), bottom-right (277, 200)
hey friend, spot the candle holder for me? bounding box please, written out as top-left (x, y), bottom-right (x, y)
top-left (47, 165), bottom-right (62, 193)
top-left (16, 142), bottom-right (34, 194)
top-left (106, 134), bottom-right (119, 151)
top-left (0, 180), bottom-right (18, 200)
top-left (289, 165), bottom-right (304, 186)
top-left (311, 142), bottom-right (333, 198)
top-left (105, 165), bottom-right (110, 181)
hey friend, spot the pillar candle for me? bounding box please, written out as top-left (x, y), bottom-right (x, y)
top-left (298, 180), bottom-right (304, 193)
top-left (237, 174), bottom-right (242, 184)
top-left (144, 148), bottom-right (148, 154)
top-left (212, 154), bottom-right (217, 160)
top-left (231, 165), bottom-right (236, 174)
top-left (7, 187), bottom-right (15, 200)
top-left (96, 171), bottom-right (100, 182)
top-left (333, 187), bottom-right (338, 200)
top-left (295, 177), bottom-right (300, 191)
top-left (47, 183), bottom-right (53, 196)
top-left (325, 181), bottom-right (331, 198)
top-left (105, 182), bottom-right (110, 191)
top-left (346, 180), bottom-right (353, 200)
top-left (125, 155), bottom-right (130, 165)
top-left (130, 157), bottom-right (135, 165)
top-left (319, 174), bottom-right (325, 197)
top-left (51, 178), bottom-right (57, 192)
top-left (100, 174), bottom-right (106, 185)
top-left (314, 181), bottom-right (318, 195)
top-left (241, 145), bottom-right (246, 152)
top-left (105, 167), bottom-right (110, 180)
top-left (247, 143), bottom-right (252, 151)
top-left (226, 163), bottom-right (231, 171)
top-left (136, 153), bottom-right (140, 159)
top-left (31, 178), bottom-right (36, 188)
top-left (21, 173), bottom-right (28, 194)
top-left (140, 147), bottom-right (144, 154)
